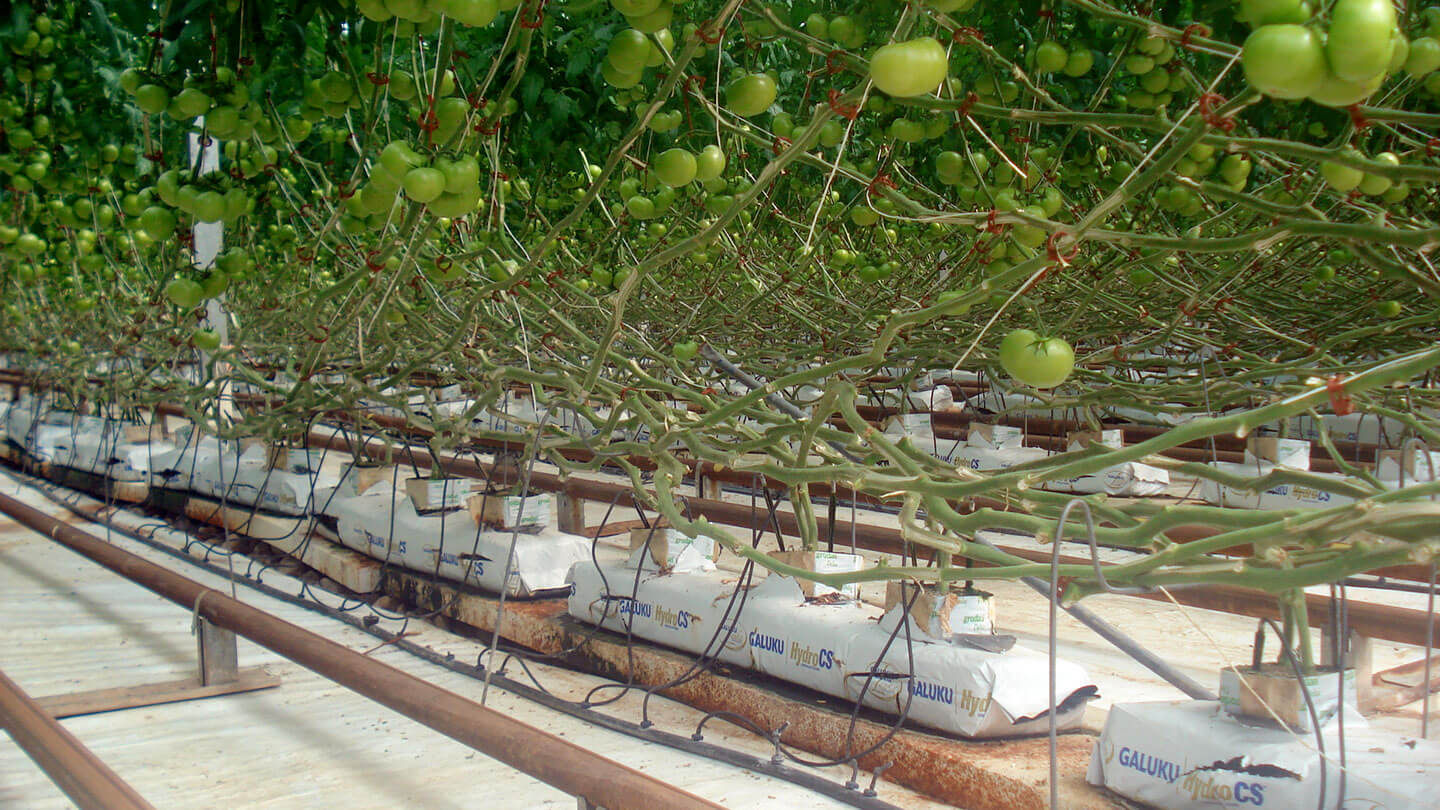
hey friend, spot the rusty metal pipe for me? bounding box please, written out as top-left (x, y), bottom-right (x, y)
top-left (0, 493), bottom-right (723, 810)
top-left (0, 666), bottom-right (156, 810)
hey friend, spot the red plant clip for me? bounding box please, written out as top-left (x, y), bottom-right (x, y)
top-left (951, 26), bottom-right (985, 45)
top-left (771, 136), bottom-right (792, 155)
top-left (866, 172), bottom-right (896, 197)
top-left (1326, 375), bottom-right (1354, 416)
top-left (367, 71), bottom-right (390, 86)
top-left (826, 88), bottom-right (859, 120)
top-left (1427, 138), bottom-right (1440, 156)
top-left (1347, 104), bottom-right (1371, 131)
top-left (696, 21), bottom-right (725, 44)
top-left (825, 49), bottom-right (848, 75)
top-left (1197, 93), bottom-right (1234, 132)
top-left (519, 0), bottom-right (546, 29)
top-left (365, 251), bottom-right (386, 272)
top-left (957, 91), bottom-right (979, 118)
top-left (1179, 23), bottom-right (1211, 51)
top-left (984, 209), bottom-right (1007, 235)
top-left (1046, 229), bottom-right (1078, 266)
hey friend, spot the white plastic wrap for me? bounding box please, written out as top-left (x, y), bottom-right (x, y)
top-left (567, 561), bottom-right (1096, 738)
top-left (1088, 700), bottom-right (1440, 809)
top-left (323, 483), bottom-right (588, 597)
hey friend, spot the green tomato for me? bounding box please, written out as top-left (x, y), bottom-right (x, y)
top-left (445, 0), bottom-right (499, 26)
top-left (1326, 0), bottom-right (1397, 82)
top-left (193, 191), bottom-right (227, 223)
top-left (611, 0), bottom-right (660, 15)
top-left (602, 62), bottom-right (643, 89)
top-left (172, 87), bottom-right (212, 119)
top-left (1242, 25), bottom-right (1327, 99)
top-left (726, 73), bottom-right (777, 116)
top-left (1321, 152), bottom-right (1365, 191)
top-left (1357, 151), bottom-right (1399, 195)
top-left (803, 13), bottom-right (828, 40)
top-left (191, 328), bottom-right (222, 351)
top-left (134, 84), bottom-right (170, 114)
top-left (695, 145), bottom-right (726, 181)
top-left (870, 37), bottom-right (949, 97)
top-left (672, 340), bottom-right (699, 361)
top-left (165, 277), bottom-right (205, 309)
top-left (1307, 69), bottom-right (1383, 107)
top-left (1035, 41), bottom-right (1068, 73)
top-left (999, 330), bottom-right (1076, 388)
top-left (608, 29), bottom-right (651, 74)
top-left (626, 194), bottom-right (656, 219)
top-left (628, 3), bottom-right (672, 33)
top-left (1124, 55), bottom-right (1155, 75)
top-left (436, 155), bottom-right (481, 194)
top-left (653, 147), bottom-right (697, 187)
top-left (427, 186), bottom-right (484, 217)
top-left (1406, 37), bottom-right (1440, 77)
top-left (1063, 48), bottom-right (1094, 77)
top-left (380, 140), bottom-right (426, 177)
top-left (140, 205), bottom-right (177, 239)
top-left (1241, 0), bottom-right (1311, 25)
top-left (403, 167), bottom-right (447, 203)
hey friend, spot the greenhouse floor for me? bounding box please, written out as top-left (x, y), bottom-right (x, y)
top-left (0, 476), bottom-right (951, 810)
top-left (1, 453), bottom-right (1435, 809)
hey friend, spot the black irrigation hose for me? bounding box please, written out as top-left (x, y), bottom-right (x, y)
top-left (3, 465), bottom-right (904, 810)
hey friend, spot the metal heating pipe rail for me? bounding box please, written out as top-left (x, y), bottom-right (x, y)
top-left (0, 666), bottom-right (156, 810)
top-left (0, 493), bottom-right (725, 810)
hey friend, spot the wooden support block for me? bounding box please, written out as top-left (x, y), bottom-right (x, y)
top-left (183, 497), bottom-right (312, 541)
top-left (555, 491), bottom-right (586, 535)
top-left (106, 479), bottom-right (150, 504)
top-left (1323, 629), bottom-right (1373, 709)
top-left (196, 617), bottom-right (239, 686)
top-left (34, 667), bottom-right (279, 720)
top-left (697, 472), bottom-right (722, 501)
top-left (289, 531), bottom-right (381, 594)
top-left (1370, 654), bottom-right (1440, 712)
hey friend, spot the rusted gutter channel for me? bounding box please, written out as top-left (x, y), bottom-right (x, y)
top-left (0, 666), bottom-right (156, 810)
top-left (0, 493), bottom-right (724, 810)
